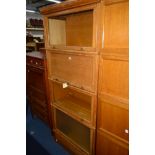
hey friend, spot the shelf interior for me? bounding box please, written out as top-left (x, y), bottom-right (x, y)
top-left (48, 10), bottom-right (93, 47)
top-left (55, 109), bottom-right (90, 153)
top-left (52, 81), bottom-right (91, 122)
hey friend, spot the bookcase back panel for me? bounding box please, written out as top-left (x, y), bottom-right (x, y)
top-left (48, 10), bottom-right (93, 47)
top-left (49, 19), bottom-right (66, 46)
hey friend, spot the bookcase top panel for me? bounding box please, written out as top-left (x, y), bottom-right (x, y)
top-left (40, 0), bottom-right (100, 15)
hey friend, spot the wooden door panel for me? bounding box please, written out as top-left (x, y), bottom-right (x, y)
top-left (96, 130), bottom-right (129, 155)
top-left (97, 99), bottom-right (129, 141)
top-left (98, 58), bottom-right (129, 99)
top-left (104, 2), bottom-right (129, 48)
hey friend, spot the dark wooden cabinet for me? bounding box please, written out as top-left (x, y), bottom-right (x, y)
top-left (26, 51), bottom-right (50, 125)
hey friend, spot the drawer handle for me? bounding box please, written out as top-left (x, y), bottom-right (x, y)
top-left (125, 129), bottom-right (129, 134)
top-left (36, 62), bottom-right (38, 65)
top-left (62, 82), bottom-right (68, 88)
top-left (68, 56), bottom-right (72, 60)
top-left (30, 60), bottom-right (33, 63)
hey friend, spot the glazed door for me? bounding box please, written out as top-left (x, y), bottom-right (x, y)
top-left (47, 51), bottom-right (98, 93)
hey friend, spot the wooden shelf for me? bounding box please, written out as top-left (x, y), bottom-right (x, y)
top-left (53, 96), bottom-right (91, 123)
top-left (26, 27), bottom-right (44, 31)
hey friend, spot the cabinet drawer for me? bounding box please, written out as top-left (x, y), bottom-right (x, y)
top-left (30, 96), bottom-right (47, 109)
top-left (27, 66), bottom-right (45, 91)
top-left (47, 51), bottom-right (98, 93)
top-left (30, 101), bottom-right (47, 114)
top-left (27, 57), bottom-right (44, 68)
top-left (31, 106), bottom-right (49, 123)
top-left (30, 102), bottom-right (48, 117)
top-left (29, 87), bottom-right (46, 102)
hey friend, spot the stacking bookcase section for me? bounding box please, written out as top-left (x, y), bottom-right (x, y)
top-left (40, 1), bottom-right (100, 154)
top-left (41, 0), bottom-right (100, 52)
top-left (47, 50), bottom-right (98, 93)
top-left (53, 109), bottom-right (95, 155)
top-left (51, 80), bottom-right (97, 127)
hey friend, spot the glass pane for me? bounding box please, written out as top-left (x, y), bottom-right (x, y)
top-left (56, 109), bottom-right (90, 152)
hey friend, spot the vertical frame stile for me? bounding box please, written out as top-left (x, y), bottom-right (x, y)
top-left (46, 51), bottom-right (52, 104)
top-left (47, 50), bottom-right (55, 133)
top-left (43, 50), bottom-right (53, 129)
top-left (91, 95), bottom-right (94, 127)
top-left (93, 94), bottom-right (97, 128)
top-left (46, 51), bottom-right (52, 80)
top-left (90, 129), bottom-right (93, 155)
top-left (96, 0), bottom-right (105, 130)
top-left (92, 5), bottom-right (97, 48)
top-left (50, 79), bottom-right (55, 133)
top-left (43, 16), bottom-right (50, 49)
top-left (95, 0), bottom-right (105, 134)
top-left (94, 2), bottom-right (103, 51)
top-left (90, 129), bottom-right (95, 155)
top-left (53, 107), bottom-right (57, 132)
top-left (100, 0), bottom-right (105, 49)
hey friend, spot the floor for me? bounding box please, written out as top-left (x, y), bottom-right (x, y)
top-left (26, 102), bottom-right (70, 155)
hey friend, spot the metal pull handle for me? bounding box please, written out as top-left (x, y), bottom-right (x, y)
top-left (63, 82), bottom-right (68, 88)
top-left (68, 56), bottom-right (72, 60)
top-left (125, 129), bottom-right (129, 134)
